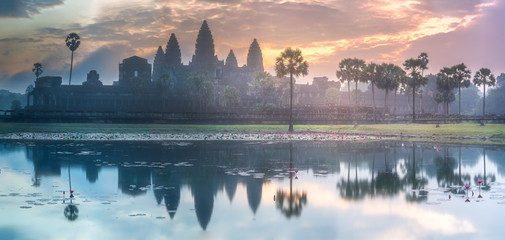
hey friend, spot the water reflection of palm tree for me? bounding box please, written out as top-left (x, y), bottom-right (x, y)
top-left (434, 147), bottom-right (458, 187)
top-left (337, 151), bottom-right (371, 200)
top-left (375, 147), bottom-right (401, 196)
top-left (64, 161), bottom-right (78, 221)
top-left (473, 148), bottom-right (495, 190)
top-left (404, 143), bottom-right (428, 202)
top-left (275, 143), bottom-right (307, 218)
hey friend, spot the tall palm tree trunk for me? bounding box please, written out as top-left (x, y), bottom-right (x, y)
top-left (69, 50), bottom-right (74, 85)
top-left (372, 83), bottom-right (376, 122)
top-left (289, 72), bottom-right (294, 132)
top-left (355, 81), bottom-right (358, 106)
top-left (458, 87), bottom-right (461, 115)
top-left (384, 90), bottom-right (388, 115)
top-left (412, 82), bottom-right (416, 122)
top-left (483, 84), bottom-right (486, 116)
top-left (347, 80), bottom-right (351, 106)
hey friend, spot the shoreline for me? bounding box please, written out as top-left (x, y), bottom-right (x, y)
top-left (0, 132), bottom-right (385, 142)
top-left (0, 131), bottom-right (500, 145)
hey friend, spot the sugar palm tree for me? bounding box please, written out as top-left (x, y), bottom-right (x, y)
top-left (275, 48), bottom-right (308, 132)
top-left (337, 58), bottom-right (366, 107)
top-left (473, 68), bottom-right (496, 116)
top-left (376, 63), bottom-right (403, 115)
top-left (435, 67), bottom-right (457, 114)
top-left (65, 33), bottom-right (80, 85)
top-left (403, 53), bottom-right (428, 121)
top-left (451, 63), bottom-right (471, 115)
top-left (32, 63), bottom-right (43, 80)
top-left (364, 62), bottom-right (380, 120)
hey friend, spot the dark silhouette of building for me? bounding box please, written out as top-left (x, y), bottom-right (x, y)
top-left (26, 20), bottom-right (266, 113)
top-left (118, 56), bottom-right (152, 86)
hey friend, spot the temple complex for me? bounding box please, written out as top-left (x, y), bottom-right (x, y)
top-left (23, 19), bottom-right (442, 121)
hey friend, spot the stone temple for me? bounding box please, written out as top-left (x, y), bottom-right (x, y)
top-left (152, 20), bottom-right (264, 97)
top-left (26, 20), bottom-right (266, 113)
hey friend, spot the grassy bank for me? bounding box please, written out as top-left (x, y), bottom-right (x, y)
top-left (1, 122), bottom-right (504, 141)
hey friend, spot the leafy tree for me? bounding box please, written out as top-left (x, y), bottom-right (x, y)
top-left (451, 63), bottom-right (471, 115)
top-left (403, 53), bottom-right (429, 121)
top-left (185, 70), bottom-right (211, 111)
top-left (486, 84), bottom-right (505, 114)
top-left (25, 85), bottom-right (34, 94)
top-left (252, 72), bottom-right (274, 104)
top-left (32, 63), bottom-right (43, 80)
top-left (156, 73), bottom-right (174, 90)
top-left (65, 33), bottom-right (80, 85)
top-left (156, 74), bottom-right (174, 111)
top-left (10, 100), bottom-right (22, 110)
top-left (199, 80), bottom-right (215, 111)
top-left (275, 47), bottom-right (309, 132)
top-left (376, 63), bottom-right (403, 114)
top-left (496, 73), bottom-right (505, 88)
top-left (128, 76), bottom-right (146, 94)
top-left (473, 68), bottom-right (496, 116)
top-left (435, 67), bottom-right (457, 114)
top-left (222, 86), bottom-right (240, 109)
top-left (336, 58), bottom-right (366, 106)
top-left (325, 87), bottom-right (340, 104)
top-left (449, 85), bottom-right (481, 115)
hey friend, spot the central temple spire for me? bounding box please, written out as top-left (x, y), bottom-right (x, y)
top-left (247, 38), bottom-right (264, 73)
top-left (191, 20), bottom-right (219, 75)
top-left (166, 33), bottom-right (182, 68)
top-left (194, 20), bottom-right (215, 58)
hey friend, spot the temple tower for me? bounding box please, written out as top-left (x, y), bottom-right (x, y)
top-left (247, 39), bottom-right (264, 73)
top-left (165, 33), bottom-right (182, 69)
top-left (225, 50), bottom-right (238, 68)
top-left (152, 46), bottom-right (165, 82)
top-left (190, 20), bottom-right (220, 76)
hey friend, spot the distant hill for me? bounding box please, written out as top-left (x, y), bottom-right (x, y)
top-left (0, 89), bottom-right (27, 110)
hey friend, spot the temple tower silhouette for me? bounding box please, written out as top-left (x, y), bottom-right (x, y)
top-left (247, 38), bottom-right (264, 73)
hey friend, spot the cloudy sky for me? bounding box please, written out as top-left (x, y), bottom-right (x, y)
top-left (0, 0), bottom-right (504, 93)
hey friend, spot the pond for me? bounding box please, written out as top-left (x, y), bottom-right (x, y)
top-left (0, 140), bottom-right (504, 239)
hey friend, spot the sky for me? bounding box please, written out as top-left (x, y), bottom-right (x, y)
top-left (0, 0), bottom-right (504, 93)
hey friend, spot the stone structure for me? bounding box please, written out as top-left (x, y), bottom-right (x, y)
top-left (152, 20), bottom-right (265, 101)
top-left (23, 19), bottom-right (442, 119)
top-left (26, 20), bottom-right (266, 113)
top-left (118, 56), bottom-right (152, 86)
top-left (295, 77), bottom-right (341, 105)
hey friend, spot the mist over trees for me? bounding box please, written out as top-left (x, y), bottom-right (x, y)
top-left (484, 73), bottom-right (505, 114)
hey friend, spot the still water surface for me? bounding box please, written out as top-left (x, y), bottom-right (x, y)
top-left (1, 140), bottom-right (504, 240)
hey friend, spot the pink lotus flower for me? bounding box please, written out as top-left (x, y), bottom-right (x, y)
top-left (465, 185), bottom-right (470, 189)
top-left (478, 180), bottom-right (483, 184)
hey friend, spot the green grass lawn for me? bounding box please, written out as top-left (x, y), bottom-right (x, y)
top-left (1, 122), bottom-right (504, 141)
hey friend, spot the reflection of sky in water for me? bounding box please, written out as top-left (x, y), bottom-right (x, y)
top-left (1, 141), bottom-right (505, 239)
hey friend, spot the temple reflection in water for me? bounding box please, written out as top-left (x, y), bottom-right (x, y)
top-left (1, 140), bottom-right (501, 230)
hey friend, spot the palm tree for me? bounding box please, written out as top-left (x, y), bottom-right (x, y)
top-left (376, 63), bottom-right (402, 115)
top-left (435, 67), bottom-right (457, 114)
top-left (403, 54), bottom-right (428, 121)
top-left (65, 33), bottom-right (80, 85)
top-left (275, 48), bottom-right (309, 132)
top-left (473, 68), bottom-right (496, 116)
top-left (337, 58), bottom-right (366, 107)
top-left (451, 63), bottom-right (471, 116)
top-left (418, 52), bottom-right (429, 77)
top-left (364, 62), bottom-right (380, 120)
top-left (222, 85), bottom-right (240, 109)
top-left (32, 63), bottom-right (43, 80)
